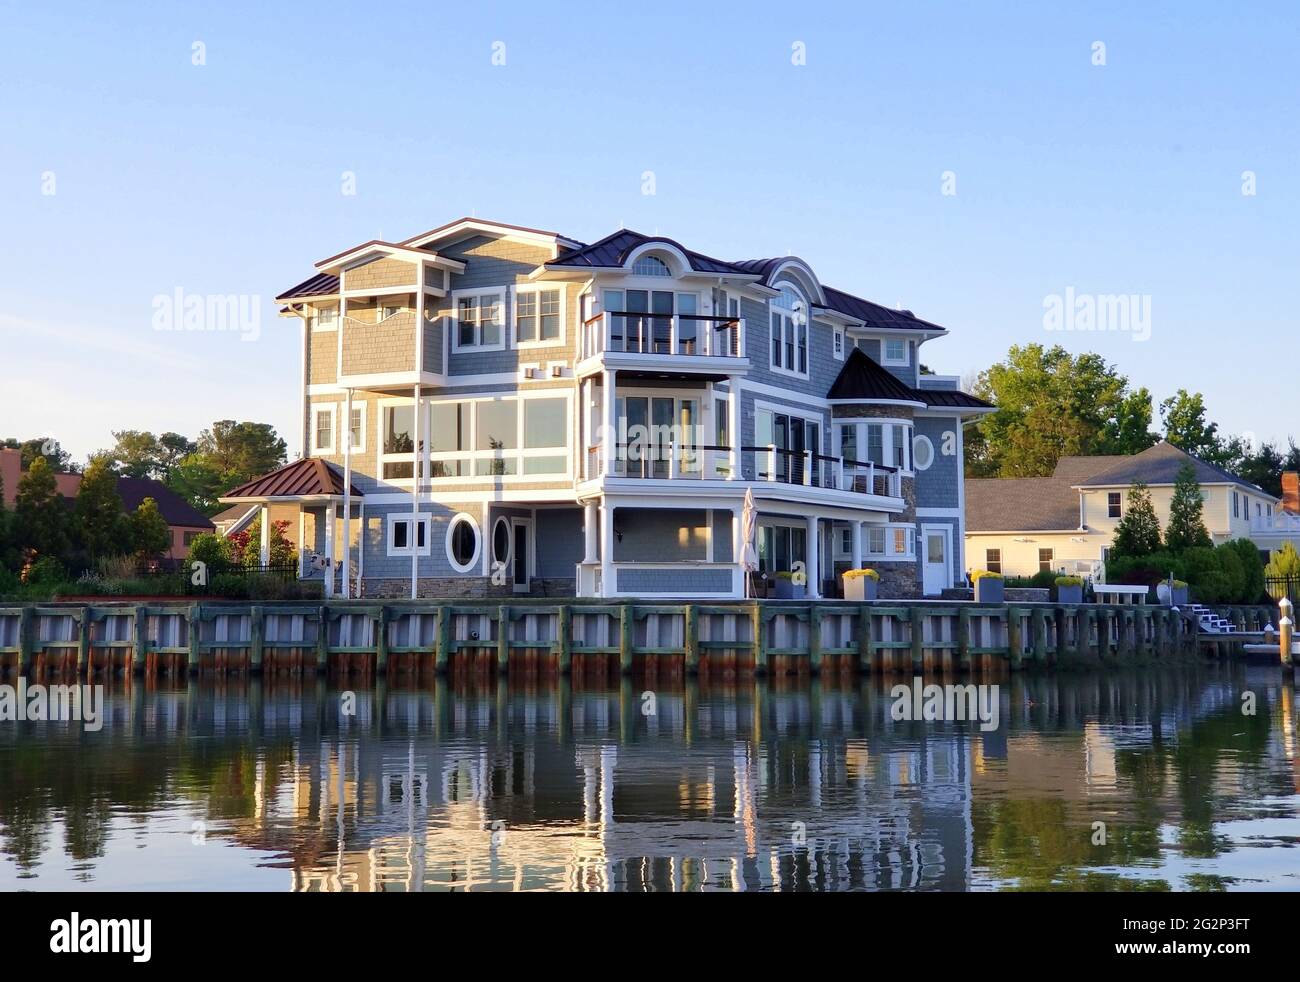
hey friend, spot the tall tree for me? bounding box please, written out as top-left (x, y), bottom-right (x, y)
top-left (196, 421), bottom-right (286, 484)
top-left (967, 344), bottom-right (1154, 477)
top-left (106, 430), bottom-right (161, 478)
top-left (130, 498), bottom-right (171, 561)
top-left (13, 456), bottom-right (70, 560)
top-left (1165, 462), bottom-right (1212, 552)
top-left (166, 453), bottom-right (229, 516)
top-left (1112, 480), bottom-right (1162, 557)
top-left (1159, 390), bottom-right (1219, 459)
top-left (74, 456), bottom-right (131, 558)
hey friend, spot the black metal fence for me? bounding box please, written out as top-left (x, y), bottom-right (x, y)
top-left (1265, 576), bottom-right (1300, 602)
top-left (133, 562), bottom-right (300, 595)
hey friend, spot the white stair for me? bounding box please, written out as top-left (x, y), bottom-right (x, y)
top-left (1187, 603), bottom-right (1235, 634)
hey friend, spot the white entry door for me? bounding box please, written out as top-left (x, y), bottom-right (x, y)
top-left (921, 525), bottom-right (951, 596)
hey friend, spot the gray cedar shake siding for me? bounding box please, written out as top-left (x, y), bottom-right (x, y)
top-left (278, 219), bottom-right (989, 599)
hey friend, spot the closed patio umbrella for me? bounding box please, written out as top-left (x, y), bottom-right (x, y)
top-left (741, 486), bottom-right (759, 598)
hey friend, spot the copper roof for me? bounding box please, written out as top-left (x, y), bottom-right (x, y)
top-left (221, 458), bottom-right (361, 500)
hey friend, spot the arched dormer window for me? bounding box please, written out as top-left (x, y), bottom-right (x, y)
top-left (631, 254), bottom-right (672, 277)
top-left (770, 283), bottom-right (809, 377)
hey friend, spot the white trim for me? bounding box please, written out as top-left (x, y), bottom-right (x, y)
top-left (403, 219), bottom-right (579, 253)
top-left (311, 403), bottom-right (337, 455)
top-left (310, 305), bottom-right (340, 333)
top-left (881, 337), bottom-right (909, 366)
top-left (920, 523), bottom-right (954, 595)
top-left (912, 433), bottom-right (934, 471)
top-left (832, 326), bottom-right (845, 361)
top-left (445, 512), bottom-right (482, 573)
top-left (491, 515), bottom-right (512, 572)
top-left (450, 286), bottom-right (507, 352)
top-left (512, 283), bottom-right (567, 349)
top-left (740, 379), bottom-right (829, 410)
top-left (916, 506), bottom-right (962, 518)
top-left (344, 400), bottom-right (367, 455)
top-left (385, 513), bottom-right (432, 557)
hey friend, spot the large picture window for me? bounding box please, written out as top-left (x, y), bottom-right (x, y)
top-left (381, 393), bottom-right (570, 483)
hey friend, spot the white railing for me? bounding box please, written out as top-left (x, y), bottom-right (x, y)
top-left (1251, 513), bottom-right (1300, 534)
top-left (580, 312), bottom-right (746, 361)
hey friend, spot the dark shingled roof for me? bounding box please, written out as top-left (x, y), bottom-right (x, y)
top-left (1078, 441), bottom-right (1272, 496)
top-left (277, 272), bottom-right (339, 301)
top-left (913, 388), bottom-right (994, 410)
top-left (115, 478), bottom-right (214, 529)
top-left (819, 286), bottom-right (946, 333)
top-left (222, 458), bottom-right (361, 500)
top-left (547, 229), bottom-right (743, 274)
top-left (827, 348), bottom-right (924, 402)
top-left (966, 477), bottom-right (1083, 532)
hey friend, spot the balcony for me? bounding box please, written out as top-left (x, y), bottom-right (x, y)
top-left (582, 441), bottom-right (903, 505)
top-left (578, 312), bottom-right (747, 369)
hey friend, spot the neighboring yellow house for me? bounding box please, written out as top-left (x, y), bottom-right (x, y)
top-left (965, 441), bottom-right (1281, 580)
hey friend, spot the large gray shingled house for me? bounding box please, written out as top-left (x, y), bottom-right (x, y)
top-left (222, 218), bottom-right (992, 600)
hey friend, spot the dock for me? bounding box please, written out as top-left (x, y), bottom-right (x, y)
top-left (0, 598), bottom-right (1278, 681)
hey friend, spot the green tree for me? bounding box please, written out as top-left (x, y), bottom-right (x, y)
top-left (106, 430), bottom-right (197, 480)
top-left (13, 456), bottom-right (70, 561)
top-left (1226, 538), bottom-right (1265, 604)
top-left (166, 453), bottom-right (230, 516)
top-left (1160, 390), bottom-right (1220, 459)
top-left (74, 456), bottom-right (132, 559)
top-left (967, 344), bottom-right (1155, 477)
top-left (130, 497), bottom-right (171, 561)
top-left (1165, 463), bottom-right (1212, 553)
top-left (1112, 480), bottom-right (1162, 557)
top-left (196, 421), bottom-right (286, 484)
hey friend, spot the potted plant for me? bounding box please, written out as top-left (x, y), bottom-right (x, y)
top-left (843, 568), bottom-right (880, 601)
top-left (1157, 578), bottom-right (1189, 606)
top-left (1055, 575), bottom-right (1084, 604)
top-left (773, 570), bottom-right (805, 600)
top-left (972, 570), bottom-right (1004, 604)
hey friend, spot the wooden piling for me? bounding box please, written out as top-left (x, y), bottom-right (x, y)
top-left (684, 604), bottom-right (699, 674)
top-left (857, 605), bottom-right (873, 673)
top-left (619, 604), bottom-right (634, 675)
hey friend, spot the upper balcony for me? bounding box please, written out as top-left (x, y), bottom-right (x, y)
top-left (581, 441), bottom-right (904, 511)
top-left (577, 312), bottom-right (748, 376)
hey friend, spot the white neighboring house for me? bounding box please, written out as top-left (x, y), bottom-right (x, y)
top-left (965, 441), bottom-right (1282, 580)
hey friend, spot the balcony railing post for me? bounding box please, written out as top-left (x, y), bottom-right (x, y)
top-left (837, 456), bottom-right (845, 491)
top-left (767, 444), bottom-right (777, 482)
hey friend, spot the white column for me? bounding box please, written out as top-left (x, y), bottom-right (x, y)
top-left (806, 515), bottom-right (820, 599)
top-left (341, 387), bottom-right (353, 599)
top-left (599, 502), bottom-right (614, 597)
top-left (727, 376), bottom-right (741, 479)
top-left (324, 502), bottom-right (337, 598)
top-left (583, 501), bottom-right (599, 564)
top-left (851, 521), bottom-right (863, 571)
top-left (410, 383), bottom-right (420, 600)
top-left (259, 503), bottom-right (270, 566)
top-left (732, 508), bottom-right (744, 598)
top-left (602, 369), bottom-right (617, 475)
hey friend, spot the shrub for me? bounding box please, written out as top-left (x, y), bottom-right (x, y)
top-left (1029, 569), bottom-right (1057, 589)
top-left (25, 555), bottom-right (66, 584)
top-left (1227, 538), bottom-right (1265, 603)
top-left (972, 570), bottom-right (1002, 581)
top-left (187, 532), bottom-right (233, 572)
top-left (1055, 575), bottom-right (1083, 587)
top-left (1266, 542), bottom-right (1300, 601)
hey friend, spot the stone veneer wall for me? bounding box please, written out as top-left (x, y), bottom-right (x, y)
top-left (363, 577), bottom-right (577, 600)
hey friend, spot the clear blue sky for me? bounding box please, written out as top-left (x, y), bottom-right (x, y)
top-left (3, 0), bottom-right (1296, 462)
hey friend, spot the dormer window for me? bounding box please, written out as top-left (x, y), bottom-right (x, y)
top-left (631, 254), bottom-right (672, 277)
top-left (770, 284), bottom-right (808, 377)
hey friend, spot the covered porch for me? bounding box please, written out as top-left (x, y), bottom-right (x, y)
top-left (219, 457), bottom-right (364, 598)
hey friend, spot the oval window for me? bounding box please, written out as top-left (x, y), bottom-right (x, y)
top-left (492, 517), bottom-right (511, 566)
top-left (447, 514), bottom-right (480, 572)
top-left (913, 435), bottom-right (935, 471)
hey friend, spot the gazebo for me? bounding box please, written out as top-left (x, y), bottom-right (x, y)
top-left (220, 458), bottom-right (363, 597)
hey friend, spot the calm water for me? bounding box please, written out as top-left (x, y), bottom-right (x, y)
top-left (2, 667), bottom-right (1300, 891)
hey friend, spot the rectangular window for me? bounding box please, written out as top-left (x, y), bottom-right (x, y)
top-left (387, 515), bottom-right (431, 557)
top-left (428, 401), bottom-right (469, 477)
top-left (769, 290), bottom-right (808, 378)
top-left (312, 307), bottom-right (338, 332)
top-left (1038, 548), bottom-right (1054, 573)
top-left (1232, 491), bottom-right (1239, 518)
top-left (986, 548), bottom-right (1002, 574)
top-left (455, 292), bottom-right (503, 349)
top-left (883, 337), bottom-right (907, 365)
top-left (893, 528), bottom-right (908, 556)
top-left (868, 527), bottom-right (886, 555)
top-left (866, 424), bottom-right (884, 466)
top-left (379, 303), bottom-right (403, 322)
top-left (839, 423), bottom-right (857, 462)
top-left (833, 328), bottom-right (844, 360)
top-left (1108, 492), bottom-right (1122, 518)
top-left (348, 405), bottom-right (365, 452)
top-left (516, 288), bottom-right (562, 344)
top-left (312, 406), bottom-right (335, 454)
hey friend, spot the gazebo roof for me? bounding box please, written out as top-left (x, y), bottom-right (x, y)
top-left (220, 458), bottom-right (362, 502)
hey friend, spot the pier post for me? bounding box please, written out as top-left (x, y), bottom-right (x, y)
top-left (187, 604), bottom-right (201, 675)
top-left (957, 607), bottom-right (971, 671)
top-left (809, 605), bottom-right (823, 675)
top-left (1055, 607), bottom-right (1069, 665)
top-left (1280, 598), bottom-right (1293, 670)
top-left (1006, 607), bottom-right (1022, 670)
top-left (910, 606), bottom-right (923, 672)
top-left (375, 607), bottom-right (388, 675)
top-left (497, 606), bottom-right (510, 675)
top-left (1032, 608), bottom-right (1048, 663)
top-left (17, 606), bottom-right (33, 677)
top-left (132, 604), bottom-right (147, 675)
top-left (684, 605), bottom-right (699, 674)
top-left (434, 605), bottom-right (450, 674)
top-left (77, 606), bottom-right (91, 677)
top-left (315, 606), bottom-right (330, 674)
top-left (555, 604), bottom-right (572, 675)
top-left (619, 604), bottom-right (634, 675)
top-left (857, 605), bottom-right (874, 674)
top-left (752, 603), bottom-right (766, 675)
top-left (250, 605), bottom-right (264, 673)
